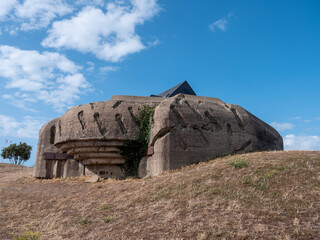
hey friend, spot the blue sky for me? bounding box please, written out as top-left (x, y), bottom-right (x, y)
top-left (0, 0), bottom-right (320, 166)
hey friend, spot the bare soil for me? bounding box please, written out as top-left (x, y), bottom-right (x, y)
top-left (0, 151), bottom-right (320, 240)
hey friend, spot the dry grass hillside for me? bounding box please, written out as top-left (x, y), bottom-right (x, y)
top-left (0, 151), bottom-right (320, 240)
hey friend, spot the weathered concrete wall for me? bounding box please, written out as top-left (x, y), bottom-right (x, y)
top-left (33, 118), bottom-right (62, 178)
top-left (85, 165), bottom-right (124, 179)
top-left (33, 118), bottom-right (80, 178)
top-left (55, 97), bottom-right (162, 143)
top-left (34, 96), bottom-right (162, 179)
top-left (34, 94), bottom-right (283, 179)
top-left (63, 159), bottom-right (79, 178)
top-left (144, 94), bottom-right (282, 177)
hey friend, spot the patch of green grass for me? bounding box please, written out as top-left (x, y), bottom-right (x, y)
top-left (243, 175), bottom-right (252, 185)
top-left (230, 159), bottom-right (249, 169)
top-left (243, 169), bottom-right (280, 190)
top-left (101, 204), bottom-right (111, 210)
top-left (13, 230), bottom-right (41, 240)
top-left (103, 216), bottom-right (113, 223)
top-left (263, 169), bottom-right (278, 179)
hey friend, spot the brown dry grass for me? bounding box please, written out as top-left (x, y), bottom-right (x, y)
top-left (0, 151), bottom-right (320, 239)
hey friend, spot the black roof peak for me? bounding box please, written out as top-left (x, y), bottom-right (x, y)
top-left (151, 80), bottom-right (196, 98)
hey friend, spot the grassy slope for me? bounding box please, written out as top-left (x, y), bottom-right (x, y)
top-left (0, 151), bottom-right (320, 239)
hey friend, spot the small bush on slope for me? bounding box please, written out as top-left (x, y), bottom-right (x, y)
top-left (230, 158), bottom-right (249, 169)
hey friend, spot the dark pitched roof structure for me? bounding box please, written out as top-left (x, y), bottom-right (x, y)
top-left (151, 81), bottom-right (196, 97)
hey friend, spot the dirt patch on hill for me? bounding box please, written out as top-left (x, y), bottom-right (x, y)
top-left (0, 151), bottom-right (320, 239)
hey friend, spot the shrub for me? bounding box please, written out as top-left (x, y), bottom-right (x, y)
top-left (230, 158), bottom-right (249, 169)
top-left (78, 217), bottom-right (90, 225)
top-left (243, 175), bottom-right (252, 185)
top-left (118, 105), bottom-right (156, 177)
top-left (101, 204), bottom-right (111, 210)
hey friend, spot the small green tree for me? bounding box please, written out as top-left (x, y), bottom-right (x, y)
top-left (1, 142), bottom-right (32, 165)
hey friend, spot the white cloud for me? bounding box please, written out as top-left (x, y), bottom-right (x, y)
top-left (0, 115), bottom-right (46, 138)
top-left (8, 27), bottom-right (19, 36)
top-left (0, 0), bottom-right (72, 31)
top-left (209, 13), bottom-right (233, 32)
top-left (16, 0), bottom-right (73, 31)
top-left (284, 134), bottom-right (320, 151)
top-left (100, 66), bottom-right (120, 73)
top-left (0, 45), bottom-right (89, 111)
top-left (42, 0), bottom-right (160, 62)
top-left (270, 122), bottom-right (294, 131)
top-left (210, 18), bottom-right (228, 32)
top-left (0, 0), bottom-right (17, 20)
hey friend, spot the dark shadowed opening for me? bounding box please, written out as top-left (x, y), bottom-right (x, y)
top-left (50, 126), bottom-right (56, 144)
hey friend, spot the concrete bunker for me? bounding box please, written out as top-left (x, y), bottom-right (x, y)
top-left (33, 82), bottom-right (283, 179)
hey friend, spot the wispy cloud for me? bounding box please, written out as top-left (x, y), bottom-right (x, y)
top-left (148, 39), bottom-right (160, 47)
top-left (0, 45), bottom-right (90, 112)
top-left (209, 13), bottom-right (233, 32)
top-left (0, 0), bottom-right (17, 20)
top-left (16, 0), bottom-right (73, 31)
top-left (291, 116), bottom-right (301, 120)
top-left (99, 66), bottom-right (120, 74)
top-left (284, 134), bottom-right (320, 151)
top-left (0, 115), bottom-right (46, 139)
top-left (2, 93), bottom-right (38, 112)
top-left (270, 122), bottom-right (294, 131)
top-left (42, 0), bottom-right (160, 62)
top-left (0, 0), bottom-right (72, 31)
top-left (86, 61), bottom-right (95, 72)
